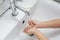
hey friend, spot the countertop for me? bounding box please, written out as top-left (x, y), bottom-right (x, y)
top-left (0, 8), bottom-right (26, 40)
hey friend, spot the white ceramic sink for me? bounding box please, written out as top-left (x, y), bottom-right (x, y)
top-left (0, 0), bottom-right (38, 40)
top-left (0, 0), bottom-right (60, 40)
top-left (11, 0), bottom-right (60, 39)
top-left (0, 8), bottom-right (29, 40)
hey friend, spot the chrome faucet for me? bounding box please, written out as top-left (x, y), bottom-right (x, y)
top-left (10, 0), bottom-right (19, 16)
top-left (11, 0), bottom-right (18, 16)
top-left (10, 0), bottom-right (30, 16)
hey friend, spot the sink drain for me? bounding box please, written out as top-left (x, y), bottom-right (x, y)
top-left (22, 20), bottom-right (25, 24)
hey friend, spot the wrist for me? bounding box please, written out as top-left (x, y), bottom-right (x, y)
top-left (33, 30), bottom-right (39, 34)
top-left (37, 22), bottom-right (45, 28)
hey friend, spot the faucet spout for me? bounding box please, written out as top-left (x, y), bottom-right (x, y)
top-left (10, 0), bottom-right (18, 16)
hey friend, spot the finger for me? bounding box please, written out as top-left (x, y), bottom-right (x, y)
top-left (24, 26), bottom-right (31, 32)
top-left (24, 26), bottom-right (29, 32)
top-left (28, 20), bottom-right (33, 25)
top-left (24, 26), bottom-right (32, 33)
top-left (27, 26), bottom-right (32, 30)
top-left (28, 20), bottom-right (36, 25)
top-left (28, 20), bottom-right (34, 27)
top-left (24, 28), bottom-right (28, 33)
top-left (24, 28), bottom-right (29, 33)
top-left (25, 26), bottom-right (29, 30)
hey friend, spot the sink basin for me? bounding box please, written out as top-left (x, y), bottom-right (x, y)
top-left (0, 0), bottom-right (38, 40)
top-left (0, 0), bottom-right (60, 40)
top-left (0, 7), bottom-right (29, 40)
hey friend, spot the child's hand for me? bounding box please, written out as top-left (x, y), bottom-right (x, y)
top-left (28, 20), bottom-right (40, 28)
top-left (24, 26), bottom-right (38, 34)
top-left (24, 20), bottom-right (41, 34)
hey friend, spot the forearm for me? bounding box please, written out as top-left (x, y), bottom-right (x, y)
top-left (39, 19), bottom-right (60, 28)
top-left (34, 30), bottom-right (48, 40)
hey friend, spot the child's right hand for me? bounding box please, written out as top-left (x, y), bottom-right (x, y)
top-left (28, 20), bottom-right (40, 28)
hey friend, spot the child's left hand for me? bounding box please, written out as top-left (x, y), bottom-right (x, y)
top-left (24, 26), bottom-right (37, 34)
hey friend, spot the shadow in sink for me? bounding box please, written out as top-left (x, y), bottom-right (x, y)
top-left (54, 0), bottom-right (60, 3)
